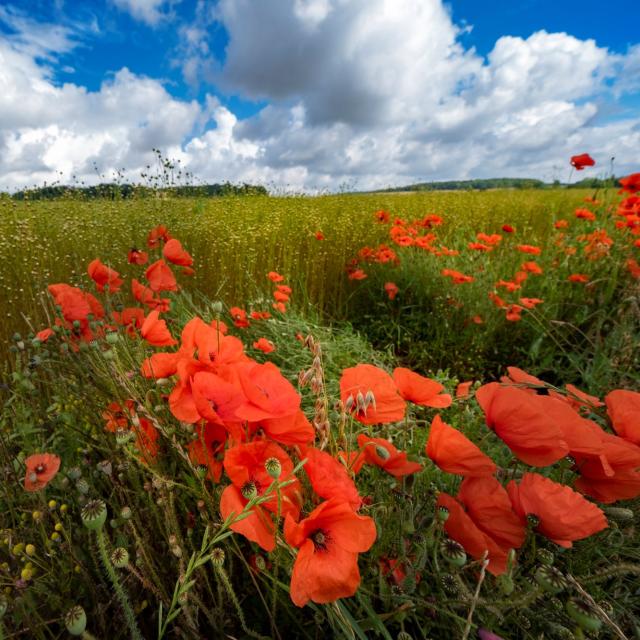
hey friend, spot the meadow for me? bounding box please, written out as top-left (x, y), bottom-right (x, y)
top-left (1, 182), bottom-right (640, 640)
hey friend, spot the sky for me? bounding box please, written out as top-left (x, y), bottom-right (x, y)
top-left (0, 0), bottom-right (638, 192)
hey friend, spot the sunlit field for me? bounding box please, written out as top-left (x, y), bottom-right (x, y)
top-left (2, 181), bottom-right (640, 639)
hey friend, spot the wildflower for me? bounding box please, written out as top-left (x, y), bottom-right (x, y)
top-left (455, 381), bottom-right (473, 399)
top-left (357, 435), bottom-right (423, 477)
top-left (575, 208), bottom-right (596, 221)
top-left (314, 231), bottom-right (325, 240)
top-left (441, 269), bottom-right (474, 284)
top-left (505, 304), bottom-right (523, 322)
top-left (140, 310), bottom-right (177, 347)
top-left (267, 271), bottom-right (284, 282)
top-left (475, 383), bottom-right (569, 466)
top-left (507, 473), bottom-right (607, 547)
top-left (284, 498), bottom-right (376, 606)
top-left (229, 307), bottom-right (249, 328)
top-left (348, 268), bottom-right (367, 280)
top-left (384, 282), bottom-right (399, 300)
top-left (147, 224), bottom-right (171, 248)
top-left (163, 239), bottom-right (193, 267)
top-left (502, 224), bottom-right (515, 233)
top-left (568, 273), bottom-right (589, 283)
top-left (519, 298), bottom-right (543, 309)
top-left (145, 260), bottom-right (178, 293)
top-left (619, 172), bottom-right (640, 194)
top-left (87, 259), bottom-right (123, 293)
top-left (626, 258), bottom-right (640, 279)
top-left (253, 337), bottom-right (275, 354)
top-left (570, 154), bottom-right (595, 170)
top-left (516, 244), bottom-right (541, 255)
top-left (36, 328), bottom-right (54, 342)
top-left (393, 368), bottom-right (451, 408)
top-left (554, 219), bottom-right (569, 229)
top-left (24, 453), bottom-right (61, 492)
top-left (340, 364), bottom-right (406, 425)
top-left (426, 415), bottom-right (496, 477)
top-left (605, 390), bottom-right (640, 446)
top-left (128, 248), bottom-right (148, 265)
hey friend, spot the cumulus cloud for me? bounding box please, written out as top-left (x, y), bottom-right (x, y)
top-left (1, 0), bottom-right (639, 192)
top-left (111, 0), bottom-right (178, 27)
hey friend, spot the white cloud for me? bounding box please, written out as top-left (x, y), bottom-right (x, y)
top-left (1, 0), bottom-right (639, 192)
top-left (111, 0), bottom-right (178, 27)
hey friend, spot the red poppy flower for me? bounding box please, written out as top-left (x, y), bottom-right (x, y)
top-left (554, 219), bottom-right (569, 229)
top-left (163, 238), bottom-right (193, 267)
top-left (191, 371), bottom-right (247, 426)
top-left (456, 381), bottom-right (473, 399)
top-left (375, 210), bottom-right (390, 223)
top-left (220, 485), bottom-right (276, 551)
top-left (186, 422), bottom-right (227, 482)
top-left (516, 244), bottom-right (541, 255)
top-left (521, 261), bottom-right (543, 275)
top-left (301, 446), bottom-right (362, 510)
top-left (356, 435), bottom-right (423, 477)
top-left (507, 473), bottom-right (607, 548)
top-left (426, 415), bottom-right (496, 477)
top-left (575, 208), bottom-right (596, 221)
top-left (393, 368), bottom-right (451, 408)
top-left (519, 298), bottom-right (543, 309)
top-left (87, 259), bottom-right (123, 293)
top-left (619, 173), bottom-right (640, 195)
top-left (36, 328), bottom-right (54, 342)
top-left (605, 390), bottom-right (640, 446)
top-left (502, 224), bottom-right (515, 233)
top-left (229, 306), bottom-right (250, 328)
top-left (24, 453), bottom-right (61, 492)
top-left (145, 260), bottom-right (178, 293)
top-left (570, 154), bottom-right (595, 170)
top-left (436, 493), bottom-right (509, 575)
top-left (475, 383), bottom-right (569, 466)
top-left (267, 271), bottom-right (284, 282)
top-left (147, 224), bottom-right (171, 248)
top-left (284, 498), bottom-right (376, 606)
top-left (340, 364), bottom-right (406, 425)
top-left (128, 248), bottom-right (149, 265)
top-left (384, 282), bottom-right (399, 300)
top-left (441, 269), bottom-right (474, 284)
top-left (348, 268), bottom-right (367, 281)
top-left (505, 304), bottom-right (523, 322)
top-left (457, 476), bottom-right (526, 551)
top-left (314, 231), bottom-right (325, 240)
top-left (568, 273), bottom-right (589, 283)
top-left (253, 338), bottom-right (275, 354)
top-left (261, 410), bottom-right (315, 445)
top-left (141, 310), bottom-right (177, 347)
top-left (273, 290), bottom-right (290, 303)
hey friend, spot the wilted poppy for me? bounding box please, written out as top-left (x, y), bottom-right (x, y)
top-left (284, 498), bottom-right (376, 606)
top-left (24, 453), bottom-right (61, 492)
top-left (393, 368), bottom-right (452, 408)
top-left (340, 364), bottom-right (406, 425)
top-left (507, 473), bottom-right (607, 548)
top-left (426, 415), bottom-right (496, 477)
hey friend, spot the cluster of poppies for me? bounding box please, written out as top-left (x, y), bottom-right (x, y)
top-left (347, 161), bottom-right (640, 326)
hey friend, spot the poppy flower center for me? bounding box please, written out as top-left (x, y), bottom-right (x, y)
top-left (35, 464), bottom-right (46, 474)
top-left (311, 529), bottom-right (329, 552)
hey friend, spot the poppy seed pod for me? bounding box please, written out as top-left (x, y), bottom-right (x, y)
top-left (535, 566), bottom-right (568, 594)
top-left (566, 598), bottom-right (602, 632)
top-left (81, 500), bottom-right (107, 531)
top-left (265, 457), bottom-right (282, 479)
top-left (65, 605), bottom-right (87, 636)
top-left (211, 548), bottom-right (225, 567)
top-left (111, 547), bottom-right (129, 568)
top-left (440, 538), bottom-right (466, 567)
top-left (241, 481), bottom-right (258, 500)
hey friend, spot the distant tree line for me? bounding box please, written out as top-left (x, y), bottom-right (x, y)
top-left (379, 177), bottom-right (620, 192)
top-left (4, 182), bottom-right (268, 201)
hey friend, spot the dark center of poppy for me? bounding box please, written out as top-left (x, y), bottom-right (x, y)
top-left (35, 464), bottom-right (46, 474)
top-left (311, 529), bottom-right (329, 552)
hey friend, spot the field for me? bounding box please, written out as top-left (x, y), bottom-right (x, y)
top-left (1, 185), bottom-right (640, 639)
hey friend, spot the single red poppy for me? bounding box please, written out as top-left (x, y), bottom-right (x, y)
top-left (568, 273), bottom-right (589, 283)
top-left (284, 498), bottom-right (376, 606)
top-left (384, 282), bottom-right (399, 300)
top-left (145, 260), bottom-right (178, 293)
top-left (356, 434), bottom-right (423, 477)
top-left (253, 338), bottom-right (275, 354)
top-left (516, 245), bottom-right (542, 255)
top-left (128, 248), bottom-right (149, 265)
top-left (507, 473), bottom-right (607, 548)
top-left (393, 368), bottom-right (452, 408)
top-left (575, 208), bottom-right (596, 221)
top-left (502, 224), bottom-right (515, 233)
top-left (314, 231), bottom-right (325, 240)
top-left (570, 154), bottom-right (595, 170)
top-left (24, 453), bottom-right (61, 492)
top-left (147, 224), bottom-right (171, 248)
top-left (141, 310), bottom-right (177, 347)
top-left (88, 259), bottom-right (123, 293)
top-left (267, 271), bottom-right (284, 282)
top-left (426, 415), bottom-right (496, 477)
top-left (605, 389), bottom-right (640, 446)
top-left (36, 328), bottom-right (54, 342)
top-left (163, 238), bottom-right (193, 267)
top-left (618, 173), bottom-right (640, 195)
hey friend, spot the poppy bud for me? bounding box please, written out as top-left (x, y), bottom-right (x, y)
top-left (265, 457), bottom-right (282, 479)
top-left (67, 467), bottom-right (82, 480)
top-left (211, 548), bottom-right (225, 567)
top-left (241, 481), bottom-right (258, 500)
top-left (106, 332), bottom-right (119, 345)
top-left (440, 538), bottom-right (466, 567)
top-left (535, 566), bottom-right (568, 594)
top-left (65, 605), bottom-right (87, 636)
top-left (436, 505), bottom-right (449, 523)
top-left (111, 547), bottom-right (129, 568)
top-left (76, 479), bottom-right (89, 495)
top-left (81, 500), bottom-right (107, 531)
top-left (497, 574), bottom-right (514, 595)
top-left (566, 598), bottom-right (602, 632)
top-left (603, 507), bottom-right (634, 522)
top-left (397, 632), bottom-right (413, 640)
top-left (536, 549), bottom-right (554, 566)
top-left (211, 301), bottom-right (224, 314)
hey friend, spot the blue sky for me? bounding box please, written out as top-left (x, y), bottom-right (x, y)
top-left (0, 0), bottom-right (638, 190)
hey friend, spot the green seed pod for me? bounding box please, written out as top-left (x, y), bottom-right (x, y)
top-left (65, 605), bottom-right (87, 636)
top-left (534, 566), bottom-right (568, 594)
top-left (111, 547), bottom-right (129, 568)
top-left (81, 500), bottom-right (107, 531)
top-left (440, 574), bottom-right (458, 595)
top-left (536, 548), bottom-right (554, 566)
top-left (211, 301), bottom-right (224, 314)
top-left (67, 467), bottom-right (82, 481)
top-left (102, 349), bottom-right (115, 361)
top-left (440, 538), bottom-right (466, 567)
top-left (241, 481), bottom-right (258, 500)
top-left (211, 548), bottom-right (225, 567)
top-left (106, 332), bottom-right (119, 345)
top-left (120, 506), bottom-right (132, 521)
top-left (76, 479), bottom-right (89, 495)
top-left (397, 632), bottom-right (413, 640)
top-left (264, 457), bottom-right (282, 479)
top-left (566, 598), bottom-right (602, 632)
top-left (603, 506), bottom-right (634, 522)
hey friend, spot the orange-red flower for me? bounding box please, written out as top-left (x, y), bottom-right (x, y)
top-left (284, 498), bottom-right (376, 606)
top-left (128, 248), bottom-right (149, 265)
top-left (519, 298), bottom-right (543, 309)
top-left (507, 473), bottom-right (607, 548)
top-left (575, 208), bottom-right (596, 221)
top-left (441, 269), bottom-right (474, 284)
top-left (568, 273), bottom-right (589, 283)
top-left (356, 435), bottom-right (423, 477)
top-left (147, 224), bottom-right (171, 248)
top-left (314, 231), bottom-right (325, 240)
top-left (516, 244), bottom-right (541, 255)
top-left (141, 310), bottom-right (177, 347)
top-left (36, 328), bottom-right (54, 342)
top-left (267, 271), bottom-right (284, 282)
top-left (253, 338), bottom-right (275, 354)
top-left (426, 415), bottom-right (496, 477)
top-left (502, 224), bottom-right (515, 233)
top-left (186, 422), bottom-right (227, 482)
top-left (24, 453), bottom-right (60, 492)
top-left (605, 390), bottom-right (640, 446)
top-left (340, 364), bottom-right (406, 425)
top-left (456, 381), bottom-right (473, 399)
top-left (619, 172), bottom-right (640, 195)
top-left (570, 154), bottom-right (595, 170)
top-left (393, 368), bottom-right (451, 408)
top-left (88, 259), bottom-right (123, 293)
top-left (145, 260), bottom-right (178, 293)
top-left (384, 282), bottom-right (399, 300)
top-left (475, 383), bottom-right (569, 466)
top-left (163, 238), bottom-right (193, 267)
